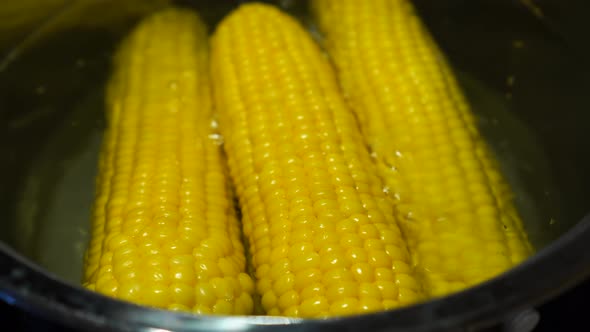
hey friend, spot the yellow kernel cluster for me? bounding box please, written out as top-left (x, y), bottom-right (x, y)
top-left (82, 1), bottom-right (535, 318)
top-left (211, 4), bottom-right (423, 318)
top-left (83, 8), bottom-right (254, 315)
top-left (312, 0), bottom-right (533, 296)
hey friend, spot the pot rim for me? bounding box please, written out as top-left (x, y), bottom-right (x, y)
top-left (2, 214), bottom-right (590, 332)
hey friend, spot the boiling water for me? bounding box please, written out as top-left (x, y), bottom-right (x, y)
top-left (13, 73), bottom-right (560, 285)
top-left (6, 1), bottom-right (561, 285)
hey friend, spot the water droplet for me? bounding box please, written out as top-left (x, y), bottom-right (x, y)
top-left (549, 218), bottom-right (556, 225)
top-left (168, 81), bottom-right (178, 90)
top-left (208, 133), bottom-right (224, 146)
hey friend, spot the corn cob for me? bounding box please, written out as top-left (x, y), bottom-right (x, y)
top-left (211, 3), bottom-right (423, 317)
top-left (311, 0), bottom-right (533, 297)
top-left (83, 8), bottom-right (254, 315)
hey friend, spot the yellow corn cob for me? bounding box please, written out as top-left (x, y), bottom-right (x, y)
top-left (83, 8), bottom-right (254, 315)
top-left (211, 3), bottom-right (423, 318)
top-left (311, 0), bottom-right (533, 297)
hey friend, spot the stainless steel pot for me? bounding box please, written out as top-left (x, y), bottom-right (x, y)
top-left (1, 0), bottom-right (589, 331)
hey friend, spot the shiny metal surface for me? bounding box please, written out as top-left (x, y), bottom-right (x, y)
top-left (2, 216), bottom-right (590, 331)
top-left (0, 0), bottom-right (589, 330)
top-left (502, 309), bottom-right (540, 332)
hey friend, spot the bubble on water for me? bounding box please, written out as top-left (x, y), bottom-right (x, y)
top-left (208, 133), bottom-right (224, 146)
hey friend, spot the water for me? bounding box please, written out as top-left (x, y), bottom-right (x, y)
top-left (13, 72), bottom-right (559, 285)
top-left (5, 0), bottom-right (561, 285)
top-left (16, 86), bottom-right (105, 284)
top-left (456, 73), bottom-right (561, 248)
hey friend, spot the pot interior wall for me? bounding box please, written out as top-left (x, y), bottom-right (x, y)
top-left (0, 0), bottom-right (588, 286)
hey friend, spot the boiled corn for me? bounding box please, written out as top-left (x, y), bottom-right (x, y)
top-left (311, 0), bottom-right (533, 297)
top-left (211, 3), bottom-right (423, 318)
top-left (83, 8), bottom-right (254, 315)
